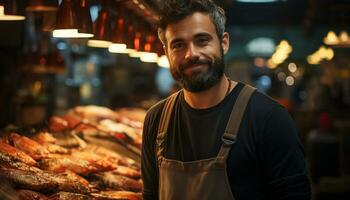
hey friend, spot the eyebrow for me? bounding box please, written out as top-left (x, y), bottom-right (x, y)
top-left (194, 32), bottom-right (212, 39)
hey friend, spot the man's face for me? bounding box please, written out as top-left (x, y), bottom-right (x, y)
top-left (164, 12), bottom-right (229, 92)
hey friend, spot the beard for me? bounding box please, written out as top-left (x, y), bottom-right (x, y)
top-left (171, 51), bottom-right (225, 93)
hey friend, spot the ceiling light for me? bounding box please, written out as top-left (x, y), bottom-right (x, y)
top-left (53, 0), bottom-right (93, 38)
top-left (0, 5), bottom-right (25, 21)
top-left (339, 31), bottom-right (349, 43)
top-left (324, 31), bottom-right (339, 45)
top-left (140, 52), bottom-right (158, 63)
top-left (157, 55), bottom-right (170, 68)
top-left (129, 51), bottom-right (142, 58)
top-left (88, 4), bottom-right (111, 48)
top-left (88, 40), bottom-right (112, 48)
top-left (53, 29), bottom-right (93, 38)
top-left (108, 43), bottom-right (127, 53)
top-left (246, 37), bottom-right (275, 56)
top-left (307, 46), bottom-right (334, 65)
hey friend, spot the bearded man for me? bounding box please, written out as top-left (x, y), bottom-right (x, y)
top-left (141, 0), bottom-right (311, 199)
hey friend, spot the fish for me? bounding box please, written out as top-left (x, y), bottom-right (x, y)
top-left (9, 133), bottom-right (50, 160)
top-left (31, 132), bottom-right (69, 154)
top-left (93, 172), bottom-right (143, 192)
top-left (113, 166), bottom-right (141, 180)
top-left (91, 191), bottom-right (142, 200)
top-left (53, 171), bottom-right (91, 194)
top-left (0, 141), bottom-right (37, 166)
top-left (17, 189), bottom-right (47, 200)
top-left (0, 167), bottom-right (91, 194)
top-left (0, 152), bottom-right (41, 172)
top-left (83, 145), bottom-right (140, 170)
top-left (0, 167), bottom-right (58, 192)
top-left (39, 156), bottom-right (113, 176)
top-left (31, 132), bottom-right (57, 144)
top-left (48, 191), bottom-right (93, 200)
top-left (70, 151), bottom-right (117, 170)
top-left (49, 116), bottom-right (69, 133)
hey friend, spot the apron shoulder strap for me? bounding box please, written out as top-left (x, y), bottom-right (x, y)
top-left (218, 85), bottom-right (256, 159)
top-left (156, 90), bottom-right (181, 163)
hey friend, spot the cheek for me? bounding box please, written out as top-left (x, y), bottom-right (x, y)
top-left (170, 66), bottom-right (180, 80)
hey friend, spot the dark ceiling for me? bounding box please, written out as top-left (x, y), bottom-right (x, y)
top-left (149, 0), bottom-right (350, 31)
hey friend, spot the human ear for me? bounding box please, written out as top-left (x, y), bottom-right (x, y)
top-left (221, 32), bottom-right (230, 55)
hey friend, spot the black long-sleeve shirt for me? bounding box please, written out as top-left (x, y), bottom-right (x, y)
top-left (141, 82), bottom-right (311, 200)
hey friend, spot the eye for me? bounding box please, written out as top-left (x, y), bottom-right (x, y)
top-left (171, 42), bottom-right (184, 50)
top-left (195, 36), bottom-right (210, 46)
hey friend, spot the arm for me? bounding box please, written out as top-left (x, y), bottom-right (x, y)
top-left (141, 112), bottom-right (159, 200)
top-left (261, 105), bottom-right (311, 200)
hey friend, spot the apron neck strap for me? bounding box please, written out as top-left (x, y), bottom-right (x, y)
top-left (156, 90), bottom-right (181, 163)
top-left (217, 85), bottom-right (256, 159)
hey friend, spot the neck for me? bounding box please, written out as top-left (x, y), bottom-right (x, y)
top-left (183, 75), bottom-right (237, 109)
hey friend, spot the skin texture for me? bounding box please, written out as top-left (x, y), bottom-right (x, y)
top-left (163, 12), bottom-right (236, 109)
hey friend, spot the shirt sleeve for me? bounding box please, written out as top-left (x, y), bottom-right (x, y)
top-left (261, 105), bottom-right (311, 200)
top-left (141, 110), bottom-right (159, 200)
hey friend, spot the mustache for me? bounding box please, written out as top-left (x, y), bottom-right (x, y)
top-left (179, 58), bottom-right (211, 71)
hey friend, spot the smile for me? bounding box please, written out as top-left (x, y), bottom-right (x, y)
top-left (184, 64), bottom-right (207, 73)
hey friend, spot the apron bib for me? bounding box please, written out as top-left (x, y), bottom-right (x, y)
top-left (156, 85), bottom-right (256, 200)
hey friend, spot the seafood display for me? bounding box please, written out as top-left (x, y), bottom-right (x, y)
top-left (0, 105), bottom-right (146, 200)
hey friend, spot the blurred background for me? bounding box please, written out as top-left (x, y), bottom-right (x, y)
top-left (0, 0), bottom-right (349, 199)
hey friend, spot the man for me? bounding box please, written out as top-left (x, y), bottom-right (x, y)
top-left (141, 0), bottom-right (311, 199)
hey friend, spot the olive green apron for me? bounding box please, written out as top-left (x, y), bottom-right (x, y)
top-left (156, 85), bottom-right (256, 200)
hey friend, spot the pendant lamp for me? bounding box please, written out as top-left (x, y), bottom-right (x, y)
top-left (88, 1), bottom-right (112, 48)
top-left (53, 0), bottom-right (93, 38)
top-left (0, 0), bottom-right (25, 21)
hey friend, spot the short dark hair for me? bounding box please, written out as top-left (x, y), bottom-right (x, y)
top-left (157, 0), bottom-right (226, 45)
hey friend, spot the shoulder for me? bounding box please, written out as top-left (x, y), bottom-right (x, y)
top-left (244, 85), bottom-right (296, 137)
top-left (144, 98), bottom-right (167, 127)
top-left (144, 91), bottom-right (182, 126)
top-left (248, 87), bottom-right (285, 120)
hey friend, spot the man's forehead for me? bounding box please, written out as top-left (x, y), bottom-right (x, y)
top-left (164, 12), bottom-right (216, 41)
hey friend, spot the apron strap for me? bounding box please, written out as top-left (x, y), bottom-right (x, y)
top-left (156, 90), bottom-right (181, 163)
top-left (217, 85), bottom-right (256, 160)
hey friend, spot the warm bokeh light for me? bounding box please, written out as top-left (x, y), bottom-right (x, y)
top-left (53, 29), bottom-right (94, 38)
top-left (307, 46), bottom-right (334, 65)
top-left (87, 40), bottom-right (112, 48)
top-left (108, 43), bottom-right (127, 53)
top-left (157, 55), bottom-right (170, 68)
top-left (140, 52), bottom-right (158, 63)
top-left (324, 31), bottom-right (339, 45)
top-left (288, 62), bottom-right (297, 73)
top-left (267, 40), bottom-right (292, 68)
top-left (286, 76), bottom-right (295, 86)
top-left (0, 6), bottom-right (25, 21)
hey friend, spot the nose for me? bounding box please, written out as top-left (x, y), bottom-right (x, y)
top-left (184, 43), bottom-right (199, 60)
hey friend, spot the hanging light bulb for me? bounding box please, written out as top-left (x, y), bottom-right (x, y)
top-left (0, 5), bottom-right (25, 21)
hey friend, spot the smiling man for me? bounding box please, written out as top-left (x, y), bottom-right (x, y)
top-left (141, 0), bottom-right (311, 199)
